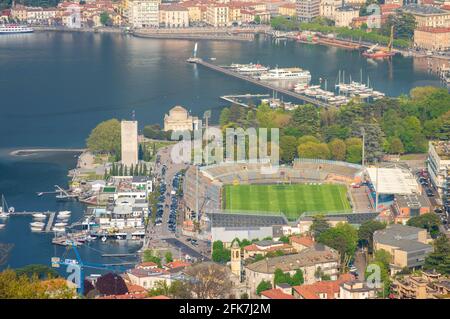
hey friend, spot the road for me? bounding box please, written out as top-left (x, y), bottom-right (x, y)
top-left (144, 144), bottom-right (211, 261)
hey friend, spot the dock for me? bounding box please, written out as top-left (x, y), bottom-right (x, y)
top-left (190, 59), bottom-right (331, 107)
top-left (44, 212), bottom-right (56, 232)
top-left (220, 94), bottom-right (270, 108)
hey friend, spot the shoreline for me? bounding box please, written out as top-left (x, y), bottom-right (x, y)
top-left (10, 148), bottom-right (86, 156)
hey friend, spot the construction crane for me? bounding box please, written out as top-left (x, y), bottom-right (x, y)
top-left (51, 242), bottom-right (126, 296)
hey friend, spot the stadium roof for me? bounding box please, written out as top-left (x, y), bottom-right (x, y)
top-left (206, 210), bottom-right (288, 228)
top-left (365, 167), bottom-right (419, 195)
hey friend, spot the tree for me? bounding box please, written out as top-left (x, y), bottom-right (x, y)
top-left (86, 119), bottom-right (121, 155)
top-left (219, 108), bottom-right (231, 127)
top-left (358, 220), bottom-right (386, 253)
top-left (387, 137), bottom-right (405, 155)
top-left (143, 124), bottom-right (168, 140)
top-left (143, 249), bottom-right (162, 267)
top-left (15, 264), bottom-right (59, 280)
top-left (298, 142), bottom-right (331, 159)
top-left (280, 135), bottom-right (298, 163)
top-left (169, 280), bottom-right (192, 299)
top-left (328, 138), bottom-right (346, 161)
top-left (318, 223), bottom-right (358, 266)
top-left (100, 11), bottom-right (111, 26)
top-left (184, 263), bottom-right (232, 299)
top-left (291, 104), bottom-right (320, 137)
top-left (310, 215), bottom-right (330, 238)
top-left (346, 144), bottom-right (362, 164)
top-left (165, 251), bottom-right (173, 263)
top-left (256, 280), bottom-right (272, 295)
top-left (407, 213), bottom-right (441, 238)
top-left (148, 280), bottom-right (170, 297)
top-left (212, 241), bottom-right (231, 264)
top-left (424, 235), bottom-right (450, 275)
top-left (95, 272), bottom-right (128, 296)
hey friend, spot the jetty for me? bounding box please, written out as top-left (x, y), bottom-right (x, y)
top-left (44, 212), bottom-right (56, 232)
top-left (102, 253), bottom-right (138, 258)
top-left (189, 59), bottom-right (331, 108)
top-left (220, 94), bottom-right (270, 108)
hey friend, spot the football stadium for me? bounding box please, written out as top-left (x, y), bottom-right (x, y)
top-left (183, 159), bottom-right (368, 221)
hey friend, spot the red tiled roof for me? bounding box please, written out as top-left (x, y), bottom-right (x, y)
top-left (148, 295), bottom-right (171, 299)
top-left (165, 260), bottom-right (190, 269)
top-left (137, 262), bottom-right (158, 268)
top-left (290, 236), bottom-right (314, 248)
top-left (293, 274), bottom-right (355, 299)
top-left (261, 288), bottom-right (294, 299)
top-left (126, 283), bottom-right (147, 294)
top-left (98, 293), bottom-right (148, 299)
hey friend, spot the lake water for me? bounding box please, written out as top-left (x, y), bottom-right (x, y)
top-left (0, 32), bottom-right (443, 271)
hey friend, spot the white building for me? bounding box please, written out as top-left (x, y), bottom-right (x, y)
top-left (296, 0), bottom-right (320, 22)
top-left (121, 120), bottom-right (138, 167)
top-left (206, 4), bottom-right (229, 27)
top-left (129, 0), bottom-right (160, 28)
top-left (339, 281), bottom-right (377, 299)
top-left (319, 0), bottom-right (341, 20)
top-left (334, 6), bottom-right (359, 27)
top-left (427, 141), bottom-right (450, 198)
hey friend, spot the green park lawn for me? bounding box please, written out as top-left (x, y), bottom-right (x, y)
top-left (223, 183), bottom-right (352, 220)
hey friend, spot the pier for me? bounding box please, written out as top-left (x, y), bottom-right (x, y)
top-left (220, 94), bottom-right (270, 108)
top-left (102, 253), bottom-right (138, 258)
top-left (190, 59), bottom-right (331, 108)
top-left (44, 212), bottom-right (56, 232)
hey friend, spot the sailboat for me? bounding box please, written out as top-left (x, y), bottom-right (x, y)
top-left (0, 195), bottom-right (13, 218)
top-left (186, 43), bottom-right (200, 63)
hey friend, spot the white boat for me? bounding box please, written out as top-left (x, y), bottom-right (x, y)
top-left (0, 195), bottom-right (13, 218)
top-left (235, 63), bottom-right (269, 75)
top-left (58, 211), bottom-right (71, 217)
top-left (0, 24), bottom-right (34, 34)
top-left (33, 213), bottom-right (47, 219)
top-left (30, 221), bottom-right (45, 228)
top-left (54, 222), bottom-right (67, 227)
top-left (0, 224), bottom-right (5, 230)
top-left (52, 226), bottom-right (66, 232)
top-left (259, 67), bottom-right (311, 82)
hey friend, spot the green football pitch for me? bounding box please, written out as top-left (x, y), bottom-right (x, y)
top-left (223, 183), bottom-right (352, 220)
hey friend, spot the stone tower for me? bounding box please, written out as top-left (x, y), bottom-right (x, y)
top-left (230, 241), bottom-right (242, 281)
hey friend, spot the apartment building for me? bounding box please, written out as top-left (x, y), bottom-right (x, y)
top-left (402, 4), bottom-right (450, 28)
top-left (159, 4), bottom-right (189, 27)
top-left (414, 27), bottom-right (450, 51)
top-left (129, 0), bottom-right (160, 28)
top-left (206, 4), bottom-right (229, 27)
top-left (296, 0), bottom-right (320, 22)
top-left (427, 141), bottom-right (450, 198)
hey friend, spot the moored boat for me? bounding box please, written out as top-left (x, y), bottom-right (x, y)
top-left (0, 24), bottom-right (34, 34)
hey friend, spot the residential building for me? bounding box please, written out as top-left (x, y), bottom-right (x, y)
top-left (245, 245), bottom-right (340, 297)
top-left (392, 271), bottom-right (450, 299)
top-left (121, 120), bottom-right (138, 167)
top-left (289, 235), bottom-right (315, 252)
top-left (278, 3), bottom-right (297, 16)
top-left (243, 240), bottom-right (295, 259)
top-left (427, 141), bottom-right (450, 197)
top-left (293, 273), bottom-right (356, 299)
top-left (296, 0), bottom-right (320, 22)
top-left (163, 105), bottom-right (200, 132)
top-left (129, 0), bottom-right (160, 28)
top-left (414, 27), bottom-right (450, 51)
top-left (334, 5), bottom-right (359, 27)
top-left (402, 4), bottom-right (450, 28)
top-left (297, 216), bottom-right (348, 234)
top-left (159, 4), bottom-right (189, 27)
top-left (260, 288), bottom-right (295, 299)
top-left (373, 224), bottom-right (433, 273)
top-left (392, 193), bottom-right (431, 224)
top-left (206, 4), bottom-right (229, 27)
top-left (319, 0), bottom-right (341, 19)
top-left (339, 281), bottom-right (378, 299)
top-left (126, 268), bottom-right (186, 289)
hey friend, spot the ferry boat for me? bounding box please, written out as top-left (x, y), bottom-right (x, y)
top-left (259, 67), bottom-right (311, 82)
top-left (0, 24), bottom-right (34, 34)
top-left (234, 63), bottom-right (269, 75)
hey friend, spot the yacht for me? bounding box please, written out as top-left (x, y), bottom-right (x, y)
top-left (33, 213), bottom-right (47, 220)
top-left (0, 24), bottom-right (34, 34)
top-left (54, 222), bottom-right (68, 227)
top-left (30, 221), bottom-right (45, 230)
top-left (58, 211), bottom-right (71, 217)
top-left (259, 68), bottom-right (311, 82)
top-left (234, 63), bottom-right (269, 76)
top-left (0, 195), bottom-right (12, 218)
top-left (52, 226), bottom-right (66, 232)
top-left (0, 224), bottom-right (5, 230)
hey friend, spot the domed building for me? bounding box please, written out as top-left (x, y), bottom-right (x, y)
top-left (163, 106), bottom-right (199, 132)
